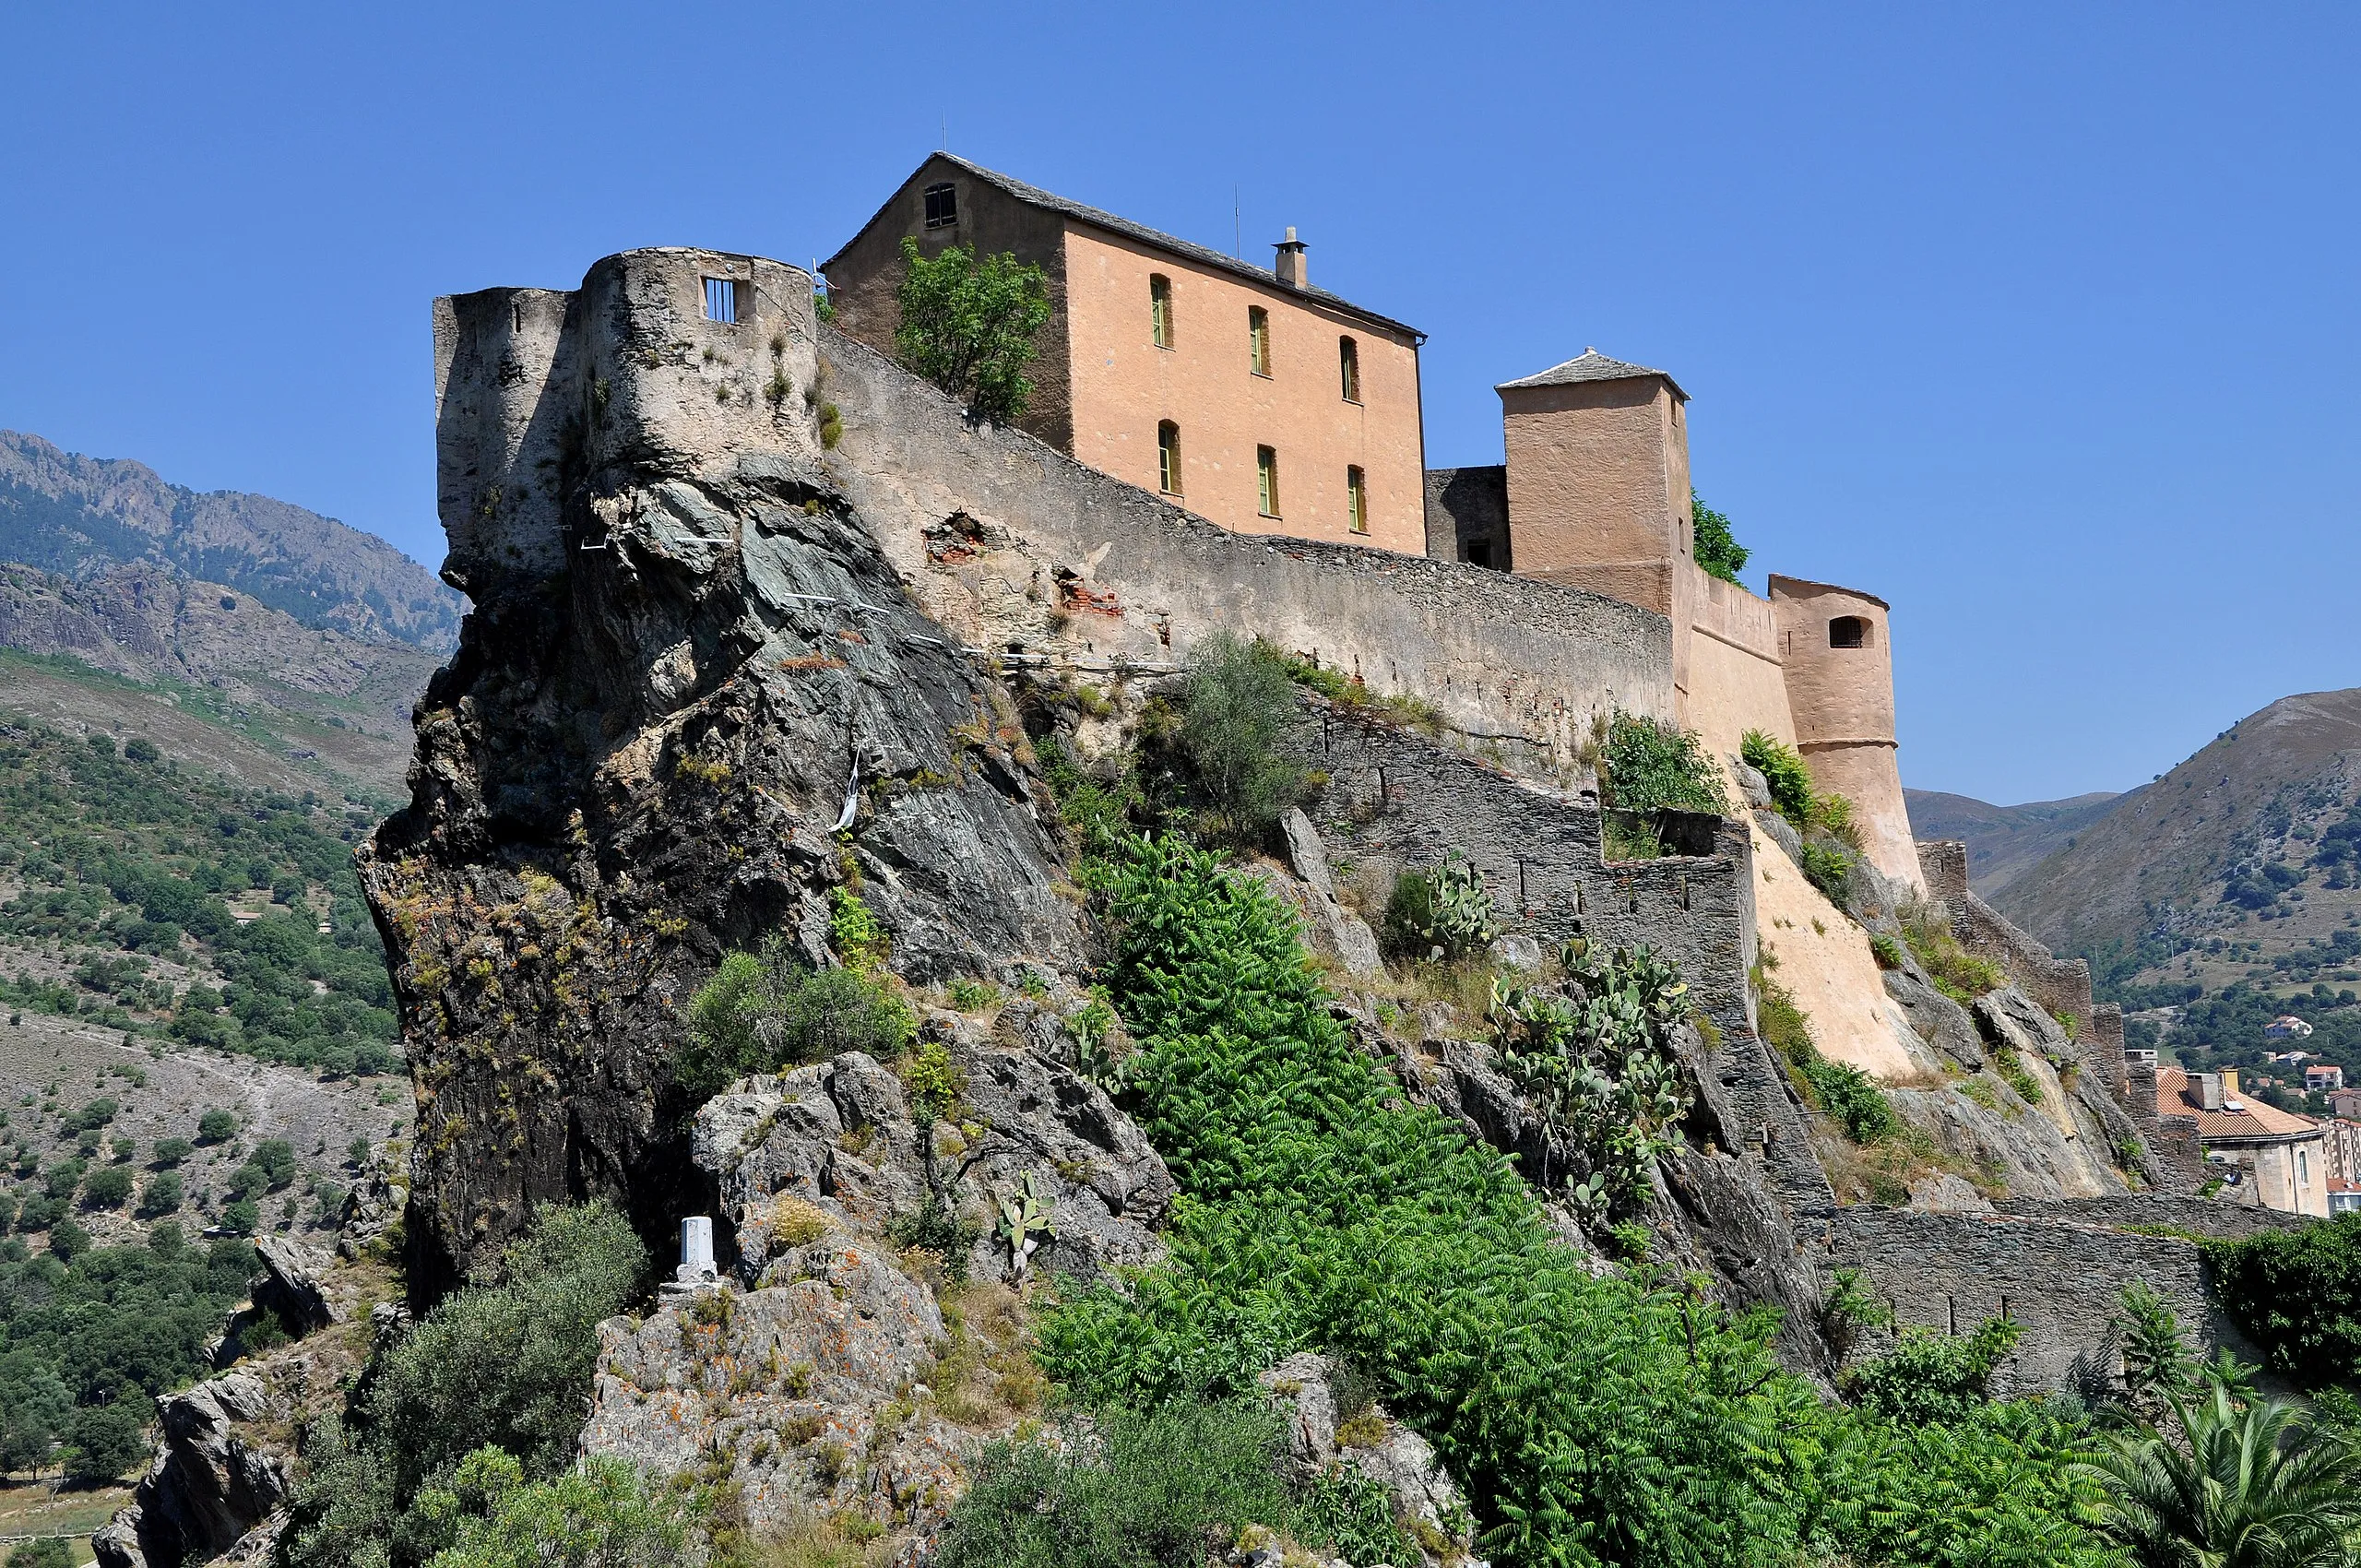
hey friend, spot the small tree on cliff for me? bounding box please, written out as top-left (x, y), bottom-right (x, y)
top-left (894, 238), bottom-right (1052, 423)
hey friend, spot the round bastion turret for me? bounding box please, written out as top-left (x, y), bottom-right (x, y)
top-left (1767, 576), bottom-right (1922, 896)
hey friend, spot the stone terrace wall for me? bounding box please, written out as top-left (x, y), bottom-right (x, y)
top-left (1287, 704), bottom-right (1833, 1204)
top-left (1987, 1193), bottom-right (2303, 1239)
top-left (820, 331), bottom-right (1672, 780)
top-left (1814, 1206), bottom-right (2269, 1398)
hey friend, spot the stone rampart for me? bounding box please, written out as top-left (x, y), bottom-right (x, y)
top-left (819, 331), bottom-right (1673, 780)
top-left (1985, 1193), bottom-right (2303, 1239)
top-left (1917, 841), bottom-right (2099, 1051)
top-left (1284, 704), bottom-right (1833, 1204)
top-left (1814, 1206), bottom-right (2269, 1398)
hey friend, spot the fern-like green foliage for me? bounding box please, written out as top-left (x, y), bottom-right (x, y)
top-left (894, 238), bottom-right (1052, 422)
top-left (1036, 832), bottom-right (2111, 1568)
top-left (1848, 1316), bottom-right (2023, 1425)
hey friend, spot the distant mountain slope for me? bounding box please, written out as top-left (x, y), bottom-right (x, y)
top-left (1904, 787), bottom-right (2119, 899)
top-left (1987, 688), bottom-right (2361, 1001)
top-left (0, 560), bottom-right (434, 783)
top-left (0, 429), bottom-right (462, 649)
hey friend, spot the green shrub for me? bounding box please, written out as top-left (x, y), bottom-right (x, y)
top-left (1902, 905), bottom-right (2007, 1003)
top-left (410, 1446), bottom-right (687, 1568)
top-left (1801, 1057), bottom-right (1902, 1145)
top-left (1847, 1316), bottom-right (2023, 1425)
top-left (1691, 493), bottom-right (1749, 585)
top-left (1040, 834), bottom-right (2110, 1568)
top-left (196, 1109), bottom-right (237, 1143)
top-left (2206, 1212), bottom-right (2361, 1387)
top-left (1602, 713), bottom-right (1729, 816)
top-left (1177, 633), bottom-right (1307, 840)
top-left (62, 1399), bottom-right (147, 1482)
top-left (80, 1164), bottom-right (132, 1208)
top-left (827, 887), bottom-right (888, 971)
top-left (675, 938), bottom-right (917, 1105)
top-left (6, 1539), bottom-right (72, 1568)
top-left (894, 238), bottom-right (1053, 423)
top-left (1797, 839), bottom-right (1856, 905)
top-left (151, 1136), bottom-right (193, 1168)
top-left (936, 1398), bottom-right (1406, 1568)
top-left (1740, 730), bottom-right (1813, 825)
top-left (1383, 856), bottom-right (1498, 960)
top-left (278, 1203), bottom-right (647, 1568)
top-left (1869, 933), bottom-right (1904, 970)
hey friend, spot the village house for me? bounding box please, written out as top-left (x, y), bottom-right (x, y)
top-left (2157, 1066), bottom-right (2329, 1217)
top-left (2328, 1086), bottom-right (2361, 1120)
top-left (2265, 1015), bottom-right (2315, 1040)
top-left (825, 154), bottom-right (1428, 554)
top-left (2306, 1062), bottom-right (2344, 1092)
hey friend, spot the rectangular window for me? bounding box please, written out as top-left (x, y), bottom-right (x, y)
top-left (1347, 465), bottom-right (1368, 533)
top-left (1150, 275), bottom-right (1174, 349)
top-left (923, 182), bottom-right (958, 230)
top-left (1249, 306), bottom-right (1271, 376)
top-left (1157, 422), bottom-right (1182, 495)
top-left (703, 278), bottom-right (739, 325)
top-left (1338, 336), bottom-right (1360, 402)
top-left (1257, 445), bottom-right (1280, 517)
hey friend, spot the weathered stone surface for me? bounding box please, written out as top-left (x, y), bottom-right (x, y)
top-left (696, 1030), bottom-right (1171, 1289)
top-left (582, 1237), bottom-right (966, 1536)
top-left (1256, 1351), bottom-right (1488, 1568)
top-left (1975, 986), bottom-right (2070, 1063)
top-left (1281, 807), bottom-right (1336, 897)
top-left (253, 1236), bottom-right (341, 1334)
top-left (1753, 808), bottom-right (1805, 867)
top-left (1907, 1172), bottom-right (1994, 1213)
top-left (93, 1372), bottom-right (289, 1568)
top-left (1734, 762), bottom-right (1774, 812)
top-left (368, 252), bottom-right (1084, 1285)
top-left (1487, 933), bottom-right (1546, 971)
top-left (1881, 966), bottom-right (1987, 1070)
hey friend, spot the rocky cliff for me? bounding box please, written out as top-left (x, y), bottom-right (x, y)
top-left (363, 250), bottom-right (1078, 1286)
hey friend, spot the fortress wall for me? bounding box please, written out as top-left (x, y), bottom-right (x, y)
top-left (1915, 843), bottom-right (2099, 1038)
top-left (1772, 576), bottom-right (1919, 894)
top-left (819, 330), bottom-right (1675, 779)
top-left (433, 250), bottom-right (823, 598)
top-left (1987, 1193), bottom-right (2303, 1239)
top-left (1684, 564), bottom-right (1797, 786)
top-left (1812, 1206), bottom-right (2264, 1398)
top-left (1422, 465), bottom-right (1510, 566)
top-left (1283, 704), bottom-right (1833, 1204)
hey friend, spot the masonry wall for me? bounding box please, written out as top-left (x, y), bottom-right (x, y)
top-left (1685, 564), bottom-right (1797, 782)
top-left (819, 329), bottom-right (1675, 778)
top-left (1774, 575), bottom-right (1918, 893)
top-left (1283, 706), bottom-right (1834, 1204)
top-left (1423, 465), bottom-right (1510, 567)
top-left (1062, 226), bottom-right (1426, 554)
top-left (433, 249), bottom-right (823, 600)
top-left (1814, 1207), bottom-right (2268, 1399)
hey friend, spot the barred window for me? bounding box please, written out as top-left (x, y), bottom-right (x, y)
top-left (702, 278), bottom-right (739, 325)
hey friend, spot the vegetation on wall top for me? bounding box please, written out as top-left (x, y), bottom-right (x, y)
top-left (894, 239), bottom-right (1052, 424)
top-left (1691, 491), bottom-right (1749, 586)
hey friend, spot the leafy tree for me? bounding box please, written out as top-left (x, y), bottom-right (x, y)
top-left (6, 1539), bottom-right (74, 1568)
top-left (219, 1198), bottom-right (258, 1236)
top-left (196, 1110), bottom-right (238, 1144)
top-left (80, 1165), bottom-right (132, 1208)
top-left (138, 1171), bottom-right (184, 1217)
top-left (416, 1447), bottom-right (686, 1568)
top-left (1691, 491), bottom-right (1749, 585)
top-left (1175, 632), bottom-right (1307, 840)
top-left (251, 1137), bottom-right (298, 1189)
top-left (2084, 1363), bottom-right (2361, 1567)
top-left (279, 1203), bottom-right (648, 1568)
top-left (2115, 1282), bottom-right (2195, 1420)
top-left (1847, 1316), bottom-right (2023, 1425)
top-left (893, 237), bottom-right (1052, 423)
top-left (151, 1137), bottom-right (193, 1168)
top-left (47, 1219), bottom-right (88, 1262)
top-left (62, 1401), bottom-right (146, 1484)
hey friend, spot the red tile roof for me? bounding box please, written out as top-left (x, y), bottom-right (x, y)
top-left (2156, 1067), bottom-right (2322, 1139)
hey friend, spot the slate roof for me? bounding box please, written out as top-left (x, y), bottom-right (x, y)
top-left (841, 154), bottom-right (1425, 342)
top-left (1498, 348), bottom-right (1686, 399)
top-left (2157, 1066), bottom-right (2323, 1140)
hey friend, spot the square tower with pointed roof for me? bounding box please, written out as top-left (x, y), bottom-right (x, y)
top-left (825, 155), bottom-right (1428, 553)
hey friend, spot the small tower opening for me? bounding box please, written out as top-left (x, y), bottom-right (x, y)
top-left (1829, 615), bottom-right (1868, 649)
top-left (702, 278), bottom-right (740, 325)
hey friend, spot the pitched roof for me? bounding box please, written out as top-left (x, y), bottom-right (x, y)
top-left (1498, 348), bottom-right (1686, 399)
top-left (839, 154), bottom-right (1424, 341)
top-left (2156, 1066), bottom-right (2323, 1140)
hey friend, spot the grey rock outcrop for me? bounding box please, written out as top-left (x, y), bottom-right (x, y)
top-left (580, 1234), bottom-right (967, 1538)
top-left (1256, 1351), bottom-right (1487, 1568)
top-left (694, 1024), bottom-right (1172, 1288)
top-left (1882, 966), bottom-right (1987, 1070)
top-left (363, 250), bottom-right (1084, 1284)
top-left (93, 1372), bottom-right (288, 1568)
top-left (253, 1236), bottom-right (341, 1334)
top-left (1277, 809), bottom-right (1384, 977)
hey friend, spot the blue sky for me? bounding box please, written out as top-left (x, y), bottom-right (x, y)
top-left (4, 3), bottom-right (2356, 804)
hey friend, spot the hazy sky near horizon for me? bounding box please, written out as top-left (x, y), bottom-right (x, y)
top-left (4, 3), bottom-right (2356, 805)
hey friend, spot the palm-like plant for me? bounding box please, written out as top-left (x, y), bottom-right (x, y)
top-left (2084, 1364), bottom-right (2361, 1567)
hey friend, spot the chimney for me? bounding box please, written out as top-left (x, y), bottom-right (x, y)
top-left (1275, 226), bottom-right (1308, 290)
top-left (2196, 1072), bottom-right (2224, 1111)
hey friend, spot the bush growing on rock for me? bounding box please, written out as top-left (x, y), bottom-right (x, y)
top-left (278, 1202), bottom-right (647, 1568)
top-left (1175, 632), bottom-right (1308, 841)
top-left (1383, 855), bottom-right (1498, 961)
top-left (675, 936), bottom-right (918, 1105)
top-left (1603, 711), bottom-right (1729, 818)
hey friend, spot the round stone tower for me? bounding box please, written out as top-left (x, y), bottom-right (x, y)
top-left (1768, 575), bottom-right (1921, 896)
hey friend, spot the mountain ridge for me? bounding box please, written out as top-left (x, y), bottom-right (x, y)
top-left (0, 429), bottom-right (463, 651)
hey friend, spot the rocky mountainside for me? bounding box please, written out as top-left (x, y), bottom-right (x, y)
top-left (0, 430), bottom-right (462, 650)
top-left (1984, 688), bottom-right (2361, 1003)
top-left (1904, 788), bottom-right (2118, 900)
top-left (0, 560), bottom-right (440, 765)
